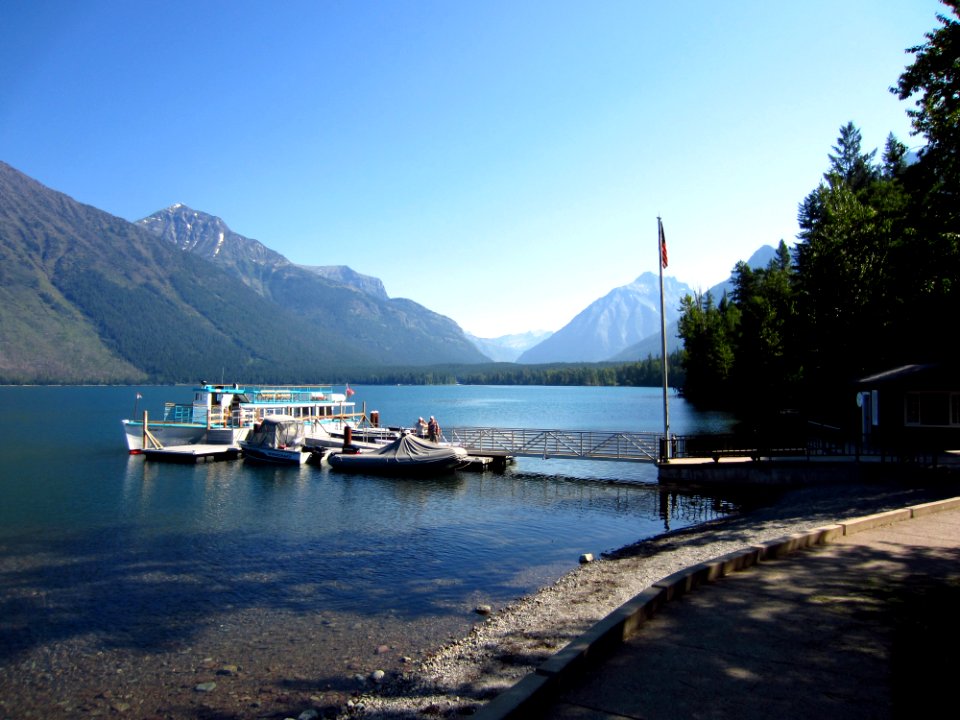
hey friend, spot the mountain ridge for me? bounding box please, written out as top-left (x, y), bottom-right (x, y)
top-left (0, 161), bottom-right (485, 383)
top-left (136, 203), bottom-right (486, 366)
top-left (517, 273), bottom-right (694, 363)
top-left (0, 160), bottom-right (783, 382)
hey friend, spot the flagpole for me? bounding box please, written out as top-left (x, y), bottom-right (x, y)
top-left (658, 217), bottom-right (671, 461)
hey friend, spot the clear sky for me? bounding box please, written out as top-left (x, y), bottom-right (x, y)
top-left (0, 0), bottom-right (944, 337)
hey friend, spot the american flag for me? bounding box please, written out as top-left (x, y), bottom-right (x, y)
top-left (658, 218), bottom-right (668, 269)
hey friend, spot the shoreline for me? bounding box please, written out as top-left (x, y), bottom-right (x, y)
top-left (347, 477), bottom-right (960, 718)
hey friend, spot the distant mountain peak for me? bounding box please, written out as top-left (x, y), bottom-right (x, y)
top-left (517, 273), bottom-right (694, 363)
top-left (466, 329), bottom-right (554, 363)
top-left (138, 204), bottom-right (283, 267)
top-left (135, 202), bottom-right (486, 365)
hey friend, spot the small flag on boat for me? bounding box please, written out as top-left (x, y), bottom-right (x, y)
top-left (345, 384), bottom-right (355, 397)
top-left (658, 218), bottom-right (668, 269)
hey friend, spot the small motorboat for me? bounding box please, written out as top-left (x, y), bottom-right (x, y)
top-left (327, 433), bottom-right (468, 476)
top-left (239, 416), bottom-right (311, 465)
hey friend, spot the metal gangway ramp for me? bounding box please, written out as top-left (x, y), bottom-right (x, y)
top-left (447, 426), bottom-right (662, 463)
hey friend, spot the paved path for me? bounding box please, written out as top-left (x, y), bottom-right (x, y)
top-left (478, 498), bottom-right (960, 719)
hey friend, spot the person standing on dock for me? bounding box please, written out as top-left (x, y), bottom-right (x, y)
top-left (427, 416), bottom-right (440, 443)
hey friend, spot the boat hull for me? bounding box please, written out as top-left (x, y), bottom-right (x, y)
top-left (239, 443), bottom-right (310, 465)
top-left (122, 420), bottom-right (248, 452)
top-left (327, 450), bottom-right (466, 476)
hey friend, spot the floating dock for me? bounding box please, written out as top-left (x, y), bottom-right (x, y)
top-left (461, 450), bottom-right (514, 471)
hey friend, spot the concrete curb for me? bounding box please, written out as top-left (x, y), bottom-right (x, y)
top-left (473, 495), bottom-right (960, 720)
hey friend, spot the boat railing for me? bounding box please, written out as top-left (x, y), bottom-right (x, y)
top-left (162, 402), bottom-right (194, 423)
top-left (208, 406), bottom-right (242, 428)
top-left (312, 410), bottom-right (368, 426)
top-left (155, 403), bottom-right (242, 428)
top-left (247, 385), bottom-right (335, 402)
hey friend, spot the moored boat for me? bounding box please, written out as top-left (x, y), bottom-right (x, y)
top-left (303, 420), bottom-right (401, 453)
top-left (327, 433), bottom-right (469, 476)
top-left (239, 416), bottom-right (311, 465)
top-left (122, 383), bottom-right (371, 453)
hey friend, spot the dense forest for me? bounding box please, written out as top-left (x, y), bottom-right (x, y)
top-left (345, 352), bottom-right (685, 388)
top-left (677, 3), bottom-right (959, 428)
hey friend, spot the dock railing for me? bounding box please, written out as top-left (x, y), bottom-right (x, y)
top-left (447, 427), bottom-right (662, 462)
top-left (442, 426), bottom-right (908, 464)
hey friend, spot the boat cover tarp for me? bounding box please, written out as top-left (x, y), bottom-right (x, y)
top-left (362, 433), bottom-right (466, 460)
top-left (245, 416), bottom-right (305, 448)
top-left (329, 433), bottom-right (467, 473)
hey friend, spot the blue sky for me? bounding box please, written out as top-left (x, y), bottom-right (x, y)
top-left (0, 0), bottom-right (943, 337)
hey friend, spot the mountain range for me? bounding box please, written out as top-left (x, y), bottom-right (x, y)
top-left (0, 161), bottom-right (484, 384)
top-left (0, 159), bottom-right (778, 383)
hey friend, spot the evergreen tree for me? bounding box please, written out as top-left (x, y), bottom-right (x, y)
top-left (676, 5), bottom-right (960, 431)
top-left (677, 291), bottom-right (738, 407)
top-left (892, 0), bottom-right (960, 200)
top-left (881, 133), bottom-right (909, 179)
top-left (729, 242), bottom-right (798, 416)
top-left (827, 121), bottom-right (879, 190)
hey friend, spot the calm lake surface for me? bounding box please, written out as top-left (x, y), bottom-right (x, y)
top-left (0, 384), bottom-right (739, 691)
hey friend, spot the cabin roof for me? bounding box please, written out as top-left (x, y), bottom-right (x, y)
top-left (857, 363), bottom-right (957, 389)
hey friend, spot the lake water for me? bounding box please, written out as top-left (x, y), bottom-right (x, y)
top-left (0, 384), bottom-right (739, 707)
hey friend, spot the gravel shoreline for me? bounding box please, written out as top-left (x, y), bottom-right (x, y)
top-left (345, 478), bottom-right (960, 719)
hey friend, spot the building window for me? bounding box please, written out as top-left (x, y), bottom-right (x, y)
top-left (904, 392), bottom-right (958, 427)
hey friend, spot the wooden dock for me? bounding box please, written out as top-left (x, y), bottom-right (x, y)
top-left (142, 444), bottom-right (241, 463)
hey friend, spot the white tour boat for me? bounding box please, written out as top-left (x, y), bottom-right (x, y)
top-left (122, 383), bottom-right (372, 453)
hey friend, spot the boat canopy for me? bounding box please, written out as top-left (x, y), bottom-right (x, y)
top-left (245, 416), bottom-right (305, 448)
